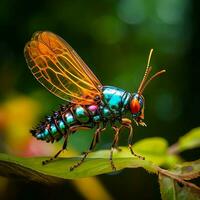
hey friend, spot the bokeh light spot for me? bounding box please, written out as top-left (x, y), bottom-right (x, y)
top-left (156, 0), bottom-right (189, 24)
top-left (117, 0), bottom-right (146, 25)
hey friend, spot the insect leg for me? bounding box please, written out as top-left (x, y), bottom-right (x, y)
top-left (42, 125), bottom-right (92, 166)
top-left (70, 126), bottom-right (105, 171)
top-left (110, 126), bottom-right (120, 170)
top-left (127, 124), bottom-right (145, 160)
top-left (42, 134), bottom-right (69, 165)
top-left (121, 118), bottom-right (145, 160)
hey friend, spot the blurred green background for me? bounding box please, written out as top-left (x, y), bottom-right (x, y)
top-left (0, 0), bottom-right (199, 199)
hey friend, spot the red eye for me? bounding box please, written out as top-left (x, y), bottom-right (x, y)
top-left (130, 99), bottom-right (141, 114)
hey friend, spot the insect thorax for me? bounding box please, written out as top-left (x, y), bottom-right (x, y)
top-left (101, 86), bottom-right (131, 117)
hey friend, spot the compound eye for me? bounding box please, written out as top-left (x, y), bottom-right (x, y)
top-left (130, 99), bottom-right (141, 114)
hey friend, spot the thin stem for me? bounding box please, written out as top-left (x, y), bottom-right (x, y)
top-left (156, 166), bottom-right (200, 191)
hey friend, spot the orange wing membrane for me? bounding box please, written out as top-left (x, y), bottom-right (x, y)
top-left (24, 31), bottom-right (102, 104)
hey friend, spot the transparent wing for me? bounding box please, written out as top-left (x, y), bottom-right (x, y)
top-left (24, 31), bottom-right (103, 104)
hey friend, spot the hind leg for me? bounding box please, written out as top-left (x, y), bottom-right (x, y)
top-left (70, 126), bottom-right (105, 171)
top-left (42, 134), bottom-right (69, 165)
top-left (42, 125), bottom-right (91, 165)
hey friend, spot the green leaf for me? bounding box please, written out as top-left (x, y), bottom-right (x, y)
top-left (159, 175), bottom-right (177, 200)
top-left (0, 137), bottom-right (173, 183)
top-left (159, 160), bottom-right (200, 200)
top-left (178, 127), bottom-right (200, 152)
top-left (134, 137), bottom-right (169, 165)
top-left (159, 174), bottom-right (200, 200)
top-left (171, 159), bottom-right (200, 180)
top-left (138, 137), bottom-right (182, 168)
top-left (0, 148), bottom-right (158, 183)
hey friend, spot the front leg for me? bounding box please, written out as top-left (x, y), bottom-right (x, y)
top-left (121, 118), bottom-right (145, 160)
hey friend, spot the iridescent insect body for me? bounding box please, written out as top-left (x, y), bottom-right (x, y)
top-left (24, 31), bottom-right (165, 171)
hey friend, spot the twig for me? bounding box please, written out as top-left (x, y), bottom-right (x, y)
top-left (156, 166), bottom-right (200, 192)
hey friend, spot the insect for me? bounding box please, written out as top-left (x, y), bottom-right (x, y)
top-left (24, 31), bottom-right (165, 171)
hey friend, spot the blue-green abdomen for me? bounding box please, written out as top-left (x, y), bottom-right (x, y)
top-left (33, 104), bottom-right (92, 142)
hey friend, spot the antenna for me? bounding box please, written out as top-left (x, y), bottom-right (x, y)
top-left (139, 69), bottom-right (166, 94)
top-left (137, 49), bottom-right (165, 95)
top-left (138, 49), bottom-right (153, 95)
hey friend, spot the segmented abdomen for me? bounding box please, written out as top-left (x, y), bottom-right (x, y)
top-left (31, 104), bottom-right (100, 143)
